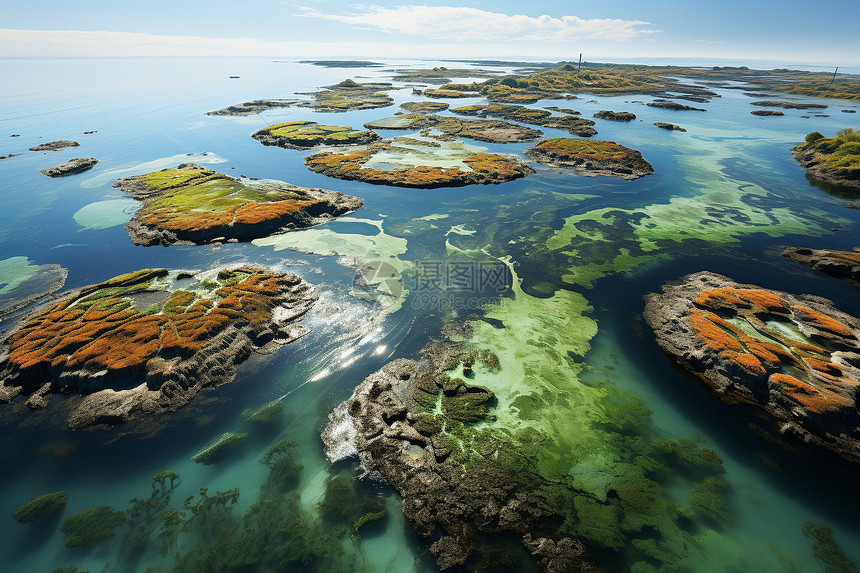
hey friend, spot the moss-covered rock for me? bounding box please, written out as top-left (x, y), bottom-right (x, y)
top-left (792, 128), bottom-right (860, 189)
top-left (399, 101), bottom-right (450, 113)
top-left (363, 114), bottom-right (543, 143)
top-left (115, 163), bottom-right (362, 246)
top-left (12, 491), bottom-right (67, 522)
top-left (593, 110), bottom-right (636, 121)
top-left (61, 505), bottom-right (126, 547)
top-left (751, 110), bottom-right (785, 116)
top-left (451, 103), bottom-right (597, 137)
top-left (252, 121), bottom-right (379, 149)
top-left (297, 79), bottom-right (397, 112)
top-left (40, 158), bottom-right (98, 177)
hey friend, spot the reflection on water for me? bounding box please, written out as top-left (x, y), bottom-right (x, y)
top-left (0, 56), bottom-right (859, 572)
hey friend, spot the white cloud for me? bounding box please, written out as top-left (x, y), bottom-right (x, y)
top-left (295, 5), bottom-right (657, 42)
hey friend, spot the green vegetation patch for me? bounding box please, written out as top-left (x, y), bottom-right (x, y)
top-left (61, 506), bottom-right (126, 547)
top-left (253, 121), bottom-right (379, 149)
top-left (192, 432), bottom-right (248, 464)
top-left (13, 491), bottom-right (68, 522)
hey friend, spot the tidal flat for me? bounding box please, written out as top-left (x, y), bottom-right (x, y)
top-left (0, 57), bottom-right (859, 573)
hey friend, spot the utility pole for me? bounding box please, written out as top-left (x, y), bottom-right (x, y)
top-left (830, 67), bottom-right (839, 84)
top-left (578, 53), bottom-right (582, 74)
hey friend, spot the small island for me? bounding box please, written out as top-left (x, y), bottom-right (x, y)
top-left (654, 122), bottom-right (686, 131)
top-left (251, 121), bottom-right (379, 149)
top-left (526, 138), bottom-right (654, 180)
top-left (362, 114), bottom-right (543, 143)
top-left (40, 157), bottom-right (99, 177)
top-left (29, 140), bottom-right (79, 151)
top-left (792, 129), bottom-right (860, 190)
top-left (593, 110), bottom-right (636, 121)
top-left (205, 99), bottom-right (301, 116)
top-left (114, 164), bottom-right (362, 246)
top-left (305, 135), bottom-right (533, 188)
top-left (0, 266), bottom-right (316, 428)
top-left (644, 271), bottom-right (860, 463)
top-left (451, 104), bottom-right (598, 137)
top-left (647, 101), bottom-right (706, 111)
top-left (751, 100), bottom-right (827, 110)
top-left (751, 110), bottom-right (784, 116)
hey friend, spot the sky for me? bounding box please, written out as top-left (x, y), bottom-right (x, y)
top-left (1, 0), bottom-right (859, 66)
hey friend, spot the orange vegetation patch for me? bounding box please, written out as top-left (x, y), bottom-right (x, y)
top-left (693, 287), bottom-right (789, 313)
top-left (687, 308), bottom-right (743, 352)
top-left (6, 271), bottom-right (288, 383)
top-left (791, 305), bottom-right (855, 338)
top-left (531, 138), bottom-right (628, 160)
top-left (768, 373), bottom-right (853, 414)
top-left (142, 199), bottom-right (324, 233)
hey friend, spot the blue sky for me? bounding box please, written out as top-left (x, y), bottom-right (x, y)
top-left (2, 0), bottom-right (858, 65)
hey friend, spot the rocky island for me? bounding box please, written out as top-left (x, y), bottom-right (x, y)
top-left (451, 104), bottom-right (598, 137)
top-left (362, 114), bottom-right (543, 143)
top-left (205, 99), bottom-right (301, 116)
top-left (792, 129), bottom-right (860, 190)
top-left (526, 138), bottom-right (654, 180)
top-left (593, 110), bottom-right (636, 121)
top-left (0, 266), bottom-right (315, 428)
top-left (751, 110), bottom-right (784, 116)
top-left (297, 79), bottom-right (397, 112)
top-left (40, 157), bottom-right (99, 177)
top-left (251, 121), bottom-right (379, 149)
top-left (647, 101), bottom-right (706, 111)
top-left (305, 135), bottom-right (533, 188)
top-left (782, 246), bottom-right (860, 282)
top-left (752, 100), bottom-right (827, 110)
top-left (114, 163), bottom-right (362, 246)
top-left (654, 122), bottom-right (686, 131)
top-left (644, 271), bottom-right (860, 463)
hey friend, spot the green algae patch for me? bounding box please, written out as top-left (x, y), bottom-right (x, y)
top-left (252, 121), bottom-right (379, 149)
top-left (192, 432), bottom-right (249, 464)
top-left (61, 505), bottom-right (126, 547)
top-left (242, 399), bottom-right (285, 424)
top-left (304, 134), bottom-right (533, 188)
top-left (254, 217), bottom-right (411, 313)
top-left (73, 199), bottom-right (137, 230)
top-left (13, 491), bottom-right (67, 522)
top-left (115, 163), bottom-right (362, 246)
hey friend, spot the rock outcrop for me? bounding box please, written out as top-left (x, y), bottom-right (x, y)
top-left (793, 130), bottom-right (860, 190)
top-left (593, 110), bottom-right (636, 121)
top-left (526, 138), bottom-right (654, 180)
top-left (40, 157), bottom-right (99, 177)
top-left (782, 247), bottom-right (860, 282)
top-left (654, 122), bottom-right (686, 131)
top-left (115, 164), bottom-right (362, 246)
top-left (751, 110), bottom-right (784, 116)
top-left (0, 266), bottom-right (315, 428)
top-left (363, 114), bottom-right (543, 143)
top-left (451, 104), bottom-right (598, 137)
top-left (205, 99), bottom-right (301, 116)
top-left (647, 102), bottom-right (706, 111)
top-left (29, 140), bottom-right (80, 151)
top-left (644, 271), bottom-right (860, 463)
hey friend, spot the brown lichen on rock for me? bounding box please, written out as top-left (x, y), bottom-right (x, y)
top-left (114, 163), bottom-right (362, 246)
top-left (525, 138), bottom-right (654, 180)
top-left (644, 271), bottom-right (860, 463)
top-left (0, 266), bottom-right (316, 428)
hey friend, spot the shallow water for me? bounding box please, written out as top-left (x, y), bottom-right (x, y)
top-left (1, 57), bottom-right (859, 572)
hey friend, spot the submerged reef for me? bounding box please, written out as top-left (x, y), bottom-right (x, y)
top-left (593, 110), bottom-right (636, 121)
top-left (29, 140), bottom-right (79, 152)
top-left (363, 114), bottom-right (543, 143)
top-left (297, 79), bottom-right (397, 112)
top-left (324, 261), bottom-right (738, 571)
top-left (526, 138), bottom-right (654, 180)
top-left (251, 121), bottom-right (379, 149)
top-left (451, 103), bottom-right (598, 137)
top-left (192, 432), bottom-right (248, 464)
top-left (644, 271), bottom-right (860, 463)
top-left (0, 266), bottom-right (315, 428)
top-left (793, 129), bottom-right (860, 190)
top-left (13, 491), bottom-right (68, 522)
top-left (654, 122), bottom-right (686, 131)
top-left (40, 158), bottom-right (98, 177)
top-left (802, 522), bottom-right (860, 572)
top-left (782, 246), bottom-right (860, 282)
top-left (305, 135), bottom-right (533, 188)
top-left (0, 256), bottom-right (67, 314)
top-left (62, 505), bottom-right (126, 547)
top-left (114, 163), bottom-right (362, 246)
top-left (205, 99), bottom-right (301, 116)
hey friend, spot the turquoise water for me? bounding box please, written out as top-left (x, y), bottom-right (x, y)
top-left (1, 57), bottom-right (859, 572)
